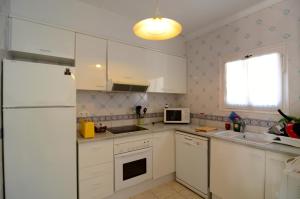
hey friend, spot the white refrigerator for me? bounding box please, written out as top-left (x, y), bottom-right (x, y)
top-left (3, 59), bottom-right (77, 199)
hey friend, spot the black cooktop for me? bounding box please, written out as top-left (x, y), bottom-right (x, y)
top-left (107, 125), bottom-right (148, 134)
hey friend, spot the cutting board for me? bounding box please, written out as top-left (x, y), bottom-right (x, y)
top-left (195, 126), bottom-right (218, 132)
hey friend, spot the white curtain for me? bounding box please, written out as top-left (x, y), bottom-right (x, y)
top-left (225, 53), bottom-right (282, 109)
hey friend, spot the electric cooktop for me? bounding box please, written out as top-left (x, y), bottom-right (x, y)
top-left (107, 125), bottom-right (148, 134)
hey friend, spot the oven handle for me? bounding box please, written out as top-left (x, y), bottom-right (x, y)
top-left (114, 147), bottom-right (152, 158)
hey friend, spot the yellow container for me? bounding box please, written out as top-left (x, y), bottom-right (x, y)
top-left (80, 121), bottom-right (95, 138)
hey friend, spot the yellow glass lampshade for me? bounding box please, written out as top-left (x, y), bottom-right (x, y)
top-left (133, 17), bottom-right (182, 40)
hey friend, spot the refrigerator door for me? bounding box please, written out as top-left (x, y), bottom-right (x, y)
top-left (4, 108), bottom-right (77, 199)
top-left (3, 59), bottom-right (76, 107)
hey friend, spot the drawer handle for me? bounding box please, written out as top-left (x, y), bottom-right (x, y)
top-left (184, 141), bottom-right (192, 146)
top-left (184, 137), bottom-right (193, 141)
top-left (92, 182), bottom-right (104, 187)
top-left (91, 146), bottom-right (103, 150)
top-left (91, 171), bottom-right (103, 175)
top-left (39, 49), bottom-right (52, 53)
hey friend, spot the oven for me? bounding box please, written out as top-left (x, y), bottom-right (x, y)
top-left (114, 138), bottom-right (152, 191)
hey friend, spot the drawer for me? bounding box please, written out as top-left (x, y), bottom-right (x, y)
top-left (79, 174), bottom-right (113, 199)
top-left (79, 183), bottom-right (113, 199)
top-left (79, 139), bottom-right (113, 168)
top-left (79, 162), bottom-right (113, 181)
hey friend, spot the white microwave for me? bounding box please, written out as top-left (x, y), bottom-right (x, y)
top-left (164, 108), bottom-right (190, 124)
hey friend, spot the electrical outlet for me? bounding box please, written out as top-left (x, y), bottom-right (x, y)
top-left (78, 111), bottom-right (90, 117)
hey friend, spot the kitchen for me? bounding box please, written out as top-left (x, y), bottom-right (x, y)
top-left (0, 0), bottom-right (300, 199)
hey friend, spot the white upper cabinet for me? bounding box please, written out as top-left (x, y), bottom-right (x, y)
top-left (108, 41), bottom-right (148, 85)
top-left (75, 33), bottom-right (107, 91)
top-left (163, 54), bottom-right (187, 94)
top-left (146, 50), bottom-right (187, 94)
top-left (108, 41), bottom-right (187, 94)
top-left (9, 18), bottom-right (75, 59)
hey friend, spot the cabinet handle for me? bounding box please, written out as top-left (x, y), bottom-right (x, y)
top-left (184, 141), bottom-right (192, 146)
top-left (92, 182), bottom-right (104, 188)
top-left (91, 146), bottom-right (103, 150)
top-left (184, 137), bottom-right (193, 141)
top-left (96, 85), bottom-right (104, 88)
top-left (39, 49), bottom-right (52, 53)
top-left (123, 76), bottom-right (132, 79)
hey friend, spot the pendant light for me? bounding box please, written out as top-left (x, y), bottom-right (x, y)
top-left (133, 0), bottom-right (182, 40)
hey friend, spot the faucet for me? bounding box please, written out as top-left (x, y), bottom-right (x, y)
top-left (240, 119), bottom-right (246, 137)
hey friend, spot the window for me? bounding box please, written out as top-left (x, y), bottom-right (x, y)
top-left (223, 51), bottom-right (284, 111)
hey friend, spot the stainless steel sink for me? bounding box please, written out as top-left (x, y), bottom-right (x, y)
top-left (233, 132), bottom-right (272, 145)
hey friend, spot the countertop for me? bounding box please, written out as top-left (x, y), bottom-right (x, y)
top-left (77, 123), bottom-right (300, 156)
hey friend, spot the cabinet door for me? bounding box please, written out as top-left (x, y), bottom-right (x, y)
top-left (163, 55), bottom-right (187, 94)
top-left (75, 34), bottom-right (107, 91)
top-left (146, 51), bottom-right (187, 94)
top-left (78, 140), bottom-right (114, 199)
top-left (10, 18), bottom-right (75, 59)
top-left (145, 50), bottom-right (166, 93)
top-left (210, 139), bottom-right (265, 199)
top-left (108, 41), bottom-right (147, 84)
top-left (108, 41), bottom-right (187, 94)
top-left (79, 162), bottom-right (114, 199)
top-left (265, 152), bottom-right (292, 199)
top-left (78, 140), bottom-right (113, 169)
top-left (153, 131), bottom-right (175, 179)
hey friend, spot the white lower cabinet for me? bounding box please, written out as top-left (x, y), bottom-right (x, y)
top-left (210, 138), bottom-right (265, 199)
top-left (265, 152), bottom-right (291, 199)
top-left (78, 139), bottom-right (114, 199)
top-left (153, 131), bottom-right (175, 179)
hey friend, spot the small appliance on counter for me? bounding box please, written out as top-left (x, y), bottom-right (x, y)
top-left (79, 119), bottom-right (95, 138)
top-left (164, 108), bottom-right (190, 124)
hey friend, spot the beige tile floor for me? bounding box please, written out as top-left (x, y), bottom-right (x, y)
top-left (130, 181), bottom-right (204, 199)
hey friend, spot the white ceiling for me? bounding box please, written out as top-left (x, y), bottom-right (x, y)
top-left (80, 0), bottom-right (265, 35)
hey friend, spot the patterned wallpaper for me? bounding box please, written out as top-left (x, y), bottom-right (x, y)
top-left (77, 90), bottom-right (182, 117)
top-left (184, 0), bottom-right (300, 122)
top-left (77, 0), bottom-right (300, 128)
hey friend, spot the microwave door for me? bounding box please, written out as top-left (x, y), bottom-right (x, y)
top-left (166, 110), bottom-right (182, 122)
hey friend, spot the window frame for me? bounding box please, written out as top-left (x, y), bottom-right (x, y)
top-left (219, 43), bottom-right (289, 114)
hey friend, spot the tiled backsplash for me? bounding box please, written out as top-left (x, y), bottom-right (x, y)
top-left (77, 109), bottom-right (277, 128)
top-left (76, 90), bottom-right (183, 117)
top-left (76, 89), bottom-right (277, 128)
top-left (191, 113), bottom-right (276, 128)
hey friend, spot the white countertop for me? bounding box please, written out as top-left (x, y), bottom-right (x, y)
top-left (77, 123), bottom-right (300, 156)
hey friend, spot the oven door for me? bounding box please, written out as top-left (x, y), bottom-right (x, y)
top-left (115, 147), bottom-right (152, 191)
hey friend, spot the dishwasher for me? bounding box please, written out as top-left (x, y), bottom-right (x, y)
top-left (175, 131), bottom-right (208, 199)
